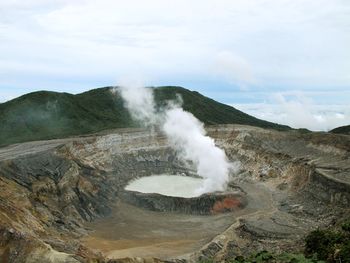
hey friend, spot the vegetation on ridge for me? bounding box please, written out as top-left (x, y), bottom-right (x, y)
top-left (330, 125), bottom-right (350, 135)
top-left (0, 86), bottom-right (290, 146)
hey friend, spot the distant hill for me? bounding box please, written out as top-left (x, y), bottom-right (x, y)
top-left (0, 86), bottom-right (290, 146)
top-left (330, 125), bottom-right (350, 135)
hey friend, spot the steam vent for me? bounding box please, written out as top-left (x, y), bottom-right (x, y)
top-left (122, 175), bottom-right (247, 214)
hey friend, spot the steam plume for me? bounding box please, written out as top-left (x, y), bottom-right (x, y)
top-left (119, 86), bottom-right (157, 126)
top-left (115, 85), bottom-right (235, 194)
top-left (163, 107), bottom-right (232, 193)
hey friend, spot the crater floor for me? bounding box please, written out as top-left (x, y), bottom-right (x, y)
top-left (83, 181), bottom-right (270, 260)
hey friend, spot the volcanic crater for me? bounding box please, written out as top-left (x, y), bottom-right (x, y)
top-left (0, 125), bottom-right (349, 262)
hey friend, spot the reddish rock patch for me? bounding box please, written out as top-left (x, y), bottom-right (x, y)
top-left (211, 197), bottom-right (242, 214)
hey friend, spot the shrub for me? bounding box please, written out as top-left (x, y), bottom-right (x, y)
top-left (305, 228), bottom-right (350, 262)
top-left (341, 220), bottom-right (350, 232)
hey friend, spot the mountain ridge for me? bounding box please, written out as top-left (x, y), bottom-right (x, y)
top-left (0, 86), bottom-right (291, 146)
top-left (330, 124), bottom-right (350, 135)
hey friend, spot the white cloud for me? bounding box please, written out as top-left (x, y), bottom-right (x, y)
top-left (0, 0), bottom-right (349, 119)
top-left (0, 0), bottom-right (349, 88)
top-left (212, 51), bottom-right (255, 90)
top-left (233, 93), bottom-right (350, 131)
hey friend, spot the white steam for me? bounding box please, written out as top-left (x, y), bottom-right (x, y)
top-left (163, 107), bottom-right (232, 193)
top-left (115, 85), bottom-right (235, 194)
top-left (118, 86), bottom-right (157, 126)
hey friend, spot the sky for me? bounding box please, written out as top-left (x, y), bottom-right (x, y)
top-left (0, 0), bottom-right (349, 131)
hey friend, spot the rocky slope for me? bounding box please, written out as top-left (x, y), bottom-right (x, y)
top-left (0, 125), bottom-right (349, 262)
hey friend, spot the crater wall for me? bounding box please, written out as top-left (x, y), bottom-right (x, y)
top-left (0, 126), bottom-right (349, 262)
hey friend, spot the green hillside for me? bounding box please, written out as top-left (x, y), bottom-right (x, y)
top-left (0, 86), bottom-right (290, 146)
top-left (330, 125), bottom-right (350, 135)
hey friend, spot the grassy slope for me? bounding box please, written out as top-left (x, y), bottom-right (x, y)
top-left (330, 125), bottom-right (350, 135)
top-left (0, 86), bottom-right (290, 146)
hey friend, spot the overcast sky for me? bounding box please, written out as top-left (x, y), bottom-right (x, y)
top-left (0, 0), bottom-right (349, 130)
